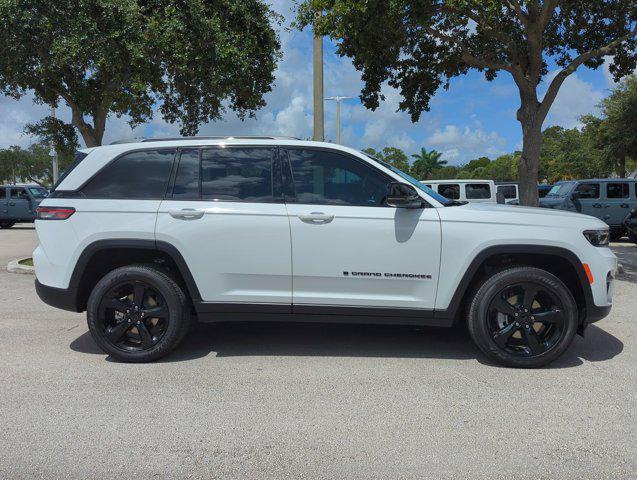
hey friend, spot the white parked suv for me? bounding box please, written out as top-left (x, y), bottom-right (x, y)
top-left (34, 137), bottom-right (617, 367)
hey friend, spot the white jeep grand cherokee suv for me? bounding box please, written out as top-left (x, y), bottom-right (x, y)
top-left (34, 137), bottom-right (617, 367)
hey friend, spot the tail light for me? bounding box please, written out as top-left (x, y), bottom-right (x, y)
top-left (36, 206), bottom-right (76, 220)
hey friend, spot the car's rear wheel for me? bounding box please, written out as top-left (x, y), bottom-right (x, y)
top-left (467, 267), bottom-right (578, 368)
top-left (0, 221), bottom-right (15, 229)
top-left (87, 265), bottom-right (191, 362)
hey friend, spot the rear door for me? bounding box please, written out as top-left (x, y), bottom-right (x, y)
top-left (604, 181), bottom-right (631, 226)
top-left (156, 146), bottom-right (292, 308)
top-left (283, 147), bottom-right (441, 311)
top-left (7, 187), bottom-right (32, 220)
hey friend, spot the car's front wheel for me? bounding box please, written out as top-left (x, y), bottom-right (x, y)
top-left (0, 221), bottom-right (15, 229)
top-left (467, 266), bottom-right (578, 368)
top-left (87, 265), bottom-right (191, 362)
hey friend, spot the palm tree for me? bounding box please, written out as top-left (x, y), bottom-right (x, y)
top-left (410, 148), bottom-right (447, 179)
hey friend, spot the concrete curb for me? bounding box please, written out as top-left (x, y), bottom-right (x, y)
top-left (7, 258), bottom-right (35, 275)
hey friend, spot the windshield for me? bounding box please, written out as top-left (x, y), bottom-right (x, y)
top-left (364, 155), bottom-right (455, 206)
top-left (546, 182), bottom-right (575, 198)
top-left (28, 187), bottom-right (48, 198)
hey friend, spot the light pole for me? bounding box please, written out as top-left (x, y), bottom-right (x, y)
top-left (325, 96), bottom-right (352, 144)
top-left (312, 14), bottom-right (324, 142)
top-left (50, 105), bottom-right (59, 185)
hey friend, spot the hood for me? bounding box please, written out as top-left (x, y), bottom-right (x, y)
top-left (440, 201), bottom-right (608, 229)
top-left (539, 197), bottom-right (567, 208)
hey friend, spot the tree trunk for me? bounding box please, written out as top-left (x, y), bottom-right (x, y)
top-left (619, 157), bottom-right (627, 178)
top-left (517, 101), bottom-right (543, 207)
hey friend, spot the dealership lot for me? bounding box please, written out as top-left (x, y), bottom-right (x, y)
top-left (0, 226), bottom-right (635, 479)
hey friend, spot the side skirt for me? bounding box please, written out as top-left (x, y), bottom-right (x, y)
top-left (194, 302), bottom-right (454, 327)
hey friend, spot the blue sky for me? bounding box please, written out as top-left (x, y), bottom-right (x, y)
top-left (0, 0), bottom-right (625, 165)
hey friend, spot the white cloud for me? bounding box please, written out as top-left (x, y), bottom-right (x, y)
top-left (542, 71), bottom-right (604, 129)
top-left (426, 125), bottom-right (506, 164)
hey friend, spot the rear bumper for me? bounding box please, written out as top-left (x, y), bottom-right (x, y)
top-left (35, 279), bottom-right (80, 312)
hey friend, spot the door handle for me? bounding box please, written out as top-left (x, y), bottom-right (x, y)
top-left (620, 203), bottom-right (629, 208)
top-left (592, 203), bottom-right (602, 208)
top-left (169, 208), bottom-right (205, 220)
top-left (8, 202), bottom-right (15, 206)
top-left (298, 212), bottom-right (334, 224)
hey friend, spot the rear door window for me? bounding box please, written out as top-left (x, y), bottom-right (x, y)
top-left (438, 184), bottom-right (460, 200)
top-left (575, 183), bottom-right (600, 199)
top-left (172, 149), bottom-right (200, 199)
top-left (466, 183), bottom-right (491, 199)
top-left (81, 149), bottom-right (176, 199)
top-left (607, 182), bottom-right (629, 199)
top-left (201, 147), bottom-right (275, 202)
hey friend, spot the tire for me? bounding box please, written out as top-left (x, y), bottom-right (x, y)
top-left (87, 264), bottom-right (191, 362)
top-left (467, 266), bottom-right (578, 368)
top-left (0, 221), bottom-right (15, 229)
top-left (629, 233), bottom-right (637, 244)
top-left (609, 229), bottom-right (625, 242)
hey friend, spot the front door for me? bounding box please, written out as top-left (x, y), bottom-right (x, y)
top-left (282, 148), bottom-right (441, 312)
top-left (7, 187), bottom-right (32, 220)
top-left (572, 182), bottom-right (602, 217)
top-left (156, 146), bottom-right (292, 307)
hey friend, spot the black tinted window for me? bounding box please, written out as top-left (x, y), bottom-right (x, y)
top-left (438, 184), bottom-right (460, 200)
top-left (82, 149), bottom-right (175, 199)
top-left (466, 183), bottom-right (491, 199)
top-left (201, 147), bottom-right (274, 202)
top-left (173, 149), bottom-right (200, 199)
top-left (287, 149), bottom-right (389, 206)
top-left (10, 188), bottom-right (28, 199)
top-left (607, 182), bottom-right (629, 199)
top-left (575, 183), bottom-right (600, 199)
top-left (497, 185), bottom-right (517, 199)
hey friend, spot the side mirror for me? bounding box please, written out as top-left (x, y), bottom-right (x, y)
top-left (386, 182), bottom-right (423, 209)
top-left (496, 191), bottom-right (506, 204)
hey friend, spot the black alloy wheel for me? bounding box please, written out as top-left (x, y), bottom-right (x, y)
top-left (98, 281), bottom-right (169, 352)
top-left (87, 265), bottom-right (190, 362)
top-left (487, 282), bottom-right (565, 358)
top-left (467, 266), bottom-right (578, 368)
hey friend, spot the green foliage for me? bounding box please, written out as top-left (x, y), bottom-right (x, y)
top-left (24, 116), bottom-right (79, 161)
top-left (0, 144), bottom-right (59, 186)
top-left (596, 75), bottom-right (637, 176)
top-left (362, 146), bottom-right (410, 171)
top-left (298, 0), bottom-right (636, 205)
top-left (0, 0), bottom-right (281, 146)
top-left (410, 148), bottom-right (447, 179)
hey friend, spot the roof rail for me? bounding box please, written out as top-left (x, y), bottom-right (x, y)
top-left (109, 136), bottom-right (301, 145)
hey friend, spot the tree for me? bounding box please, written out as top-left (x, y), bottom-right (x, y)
top-left (410, 148), bottom-right (447, 179)
top-left (362, 146), bottom-right (410, 171)
top-left (0, 0), bottom-right (281, 147)
top-left (597, 75), bottom-right (637, 177)
top-left (298, 1), bottom-right (636, 206)
top-left (0, 144), bottom-right (63, 187)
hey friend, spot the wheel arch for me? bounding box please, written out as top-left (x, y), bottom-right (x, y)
top-left (70, 239), bottom-right (201, 312)
top-left (436, 245), bottom-right (594, 326)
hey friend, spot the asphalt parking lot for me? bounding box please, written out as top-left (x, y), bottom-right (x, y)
top-left (1, 226), bottom-right (635, 479)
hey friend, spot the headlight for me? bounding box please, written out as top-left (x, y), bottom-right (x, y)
top-left (583, 229), bottom-right (610, 247)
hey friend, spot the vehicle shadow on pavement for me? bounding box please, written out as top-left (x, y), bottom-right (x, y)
top-left (70, 321), bottom-right (623, 368)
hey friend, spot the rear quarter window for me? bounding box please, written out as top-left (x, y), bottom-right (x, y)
top-left (81, 149), bottom-right (176, 199)
top-left (497, 185), bottom-right (517, 199)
